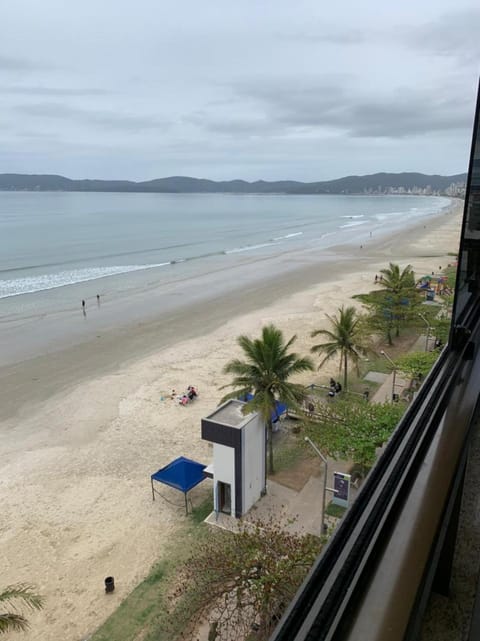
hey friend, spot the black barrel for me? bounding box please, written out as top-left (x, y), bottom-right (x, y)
top-left (105, 576), bottom-right (115, 593)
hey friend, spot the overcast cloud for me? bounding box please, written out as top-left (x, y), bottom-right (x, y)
top-left (1, 0), bottom-right (478, 181)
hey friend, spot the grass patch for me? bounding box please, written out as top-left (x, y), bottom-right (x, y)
top-left (443, 265), bottom-right (457, 289)
top-left (90, 557), bottom-right (172, 641)
top-left (190, 496), bottom-right (214, 524)
top-left (325, 502), bottom-right (347, 518)
top-left (90, 500), bottom-right (213, 641)
top-left (273, 433), bottom-right (307, 474)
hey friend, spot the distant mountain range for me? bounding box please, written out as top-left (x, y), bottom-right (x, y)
top-left (0, 172), bottom-right (467, 195)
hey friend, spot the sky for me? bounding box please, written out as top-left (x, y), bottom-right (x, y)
top-left (1, 0), bottom-right (479, 181)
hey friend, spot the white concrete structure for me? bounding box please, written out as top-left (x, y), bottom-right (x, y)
top-left (201, 399), bottom-right (265, 518)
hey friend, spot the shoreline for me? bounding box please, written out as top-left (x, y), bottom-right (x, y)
top-left (0, 200), bottom-right (461, 424)
top-left (0, 201), bottom-right (463, 641)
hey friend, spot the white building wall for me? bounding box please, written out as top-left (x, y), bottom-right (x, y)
top-left (242, 415), bottom-right (265, 513)
top-left (213, 443), bottom-right (235, 516)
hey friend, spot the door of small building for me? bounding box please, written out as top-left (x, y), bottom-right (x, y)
top-left (218, 481), bottom-right (231, 514)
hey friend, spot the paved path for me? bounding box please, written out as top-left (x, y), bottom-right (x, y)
top-left (205, 456), bottom-right (357, 537)
top-left (370, 334), bottom-right (430, 404)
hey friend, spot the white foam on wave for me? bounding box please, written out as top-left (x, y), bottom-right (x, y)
top-left (340, 220), bottom-right (369, 229)
top-left (272, 232), bottom-right (303, 241)
top-left (0, 262), bottom-right (171, 298)
top-left (224, 241), bottom-right (280, 254)
top-left (374, 211), bottom-right (405, 221)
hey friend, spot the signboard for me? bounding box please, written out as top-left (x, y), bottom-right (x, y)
top-left (332, 472), bottom-right (351, 508)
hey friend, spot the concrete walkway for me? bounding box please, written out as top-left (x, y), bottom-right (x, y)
top-left (370, 334), bottom-right (430, 404)
top-left (205, 457), bottom-right (357, 537)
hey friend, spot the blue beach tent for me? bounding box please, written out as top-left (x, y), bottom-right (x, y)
top-left (151, 456), bottom-right (207, 514)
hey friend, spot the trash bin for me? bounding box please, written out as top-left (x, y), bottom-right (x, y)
top-left (426, 289), bottom-right (435, 301)
top-left (105, 576), bottom-right (115, 593)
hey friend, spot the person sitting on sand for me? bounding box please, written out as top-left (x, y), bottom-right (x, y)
top-left (180, 395), bottom-right (189, 406)
top-left (187, 385), bottom-right (198, 400)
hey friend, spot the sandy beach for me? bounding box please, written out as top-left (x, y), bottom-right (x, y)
top-left (0, 200), bottom-right (463, 641)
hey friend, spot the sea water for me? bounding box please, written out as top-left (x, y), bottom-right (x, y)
top-left (0, 191), bottom-right (451, 364)
top-left (0, 191), bottom-right (450, 299)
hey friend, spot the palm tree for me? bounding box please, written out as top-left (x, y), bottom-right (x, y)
top-left (379, 262), bottom-right (415, 294)
top-left (311, 306), bottom-right (372, 390)
top-left (379, 263), bottom-right (417, 338)
top-left (0, 584), bottom-right (43, 635)
top-left (222, 324), bottom-right (314, 478)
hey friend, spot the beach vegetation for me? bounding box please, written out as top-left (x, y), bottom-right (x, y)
top-left (270, 425), bottom-right (312, 478)
top-left (303, 398), bottom-right (405, 470)
top-left (90, 499), bottom-right (214, 641)
top-left (394, 351), bottom-right (439, 381)
top-left (310, 305), bottom-right (373, 391)
top-left (380, 262), bottom-right (416, 294)
top-left (357, 264), bottom-right (422, 345)
top-left (432, 314), bottom-right (451, 345)
top-left (325, 502), bottom-right (347, 518)
top-left (221, 324), bottom-right (314, 476)
top-left (443, 264), bottom-right (457, 289)
top-left (0, 584), bottom-right (43, 635)
top-left (175, 517), bottom-right (321, 641)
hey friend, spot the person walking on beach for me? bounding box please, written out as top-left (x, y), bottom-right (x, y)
top-left (82, 300), bottom-right (86, 310)
top-left (96, 294), bottom-right (100, 305)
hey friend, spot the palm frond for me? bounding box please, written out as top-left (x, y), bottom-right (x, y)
top-left (0, 585), bottom-right (43, 611)
top-left (221, 324), bottom-right (314, 472)
top-left (0, 584), bottom-right (43, 635)
top-left (310, 306), bottom-right (372, 387)
top-left (0, 613), bottom-right (29, 633)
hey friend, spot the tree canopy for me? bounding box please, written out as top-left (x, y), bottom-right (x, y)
top-left (356, 263), bottom-right (422, 345)
top-left (175, 517), bottom-right (321, 641)
top-left (311, 305), bottom-right (373, 390)
top-left (304, 398), bottom-right (405, 469)
top-left (222, 324), bottom-right (314, 475)
top-left (394, 351), bottom-right (439, 380)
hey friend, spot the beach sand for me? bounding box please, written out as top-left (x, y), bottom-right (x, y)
top-left (0, 201), bottom-right (463, 641)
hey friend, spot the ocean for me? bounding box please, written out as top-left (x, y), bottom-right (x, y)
top-left (0, 191), bottom-right (451, 365)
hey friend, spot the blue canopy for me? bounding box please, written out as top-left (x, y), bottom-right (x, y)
top-left (241, 393), bottom-right (287, 423)
top-left (151, 456), bottom-right (206, 492)
top-left (151, 457), bottom-right (207, 514)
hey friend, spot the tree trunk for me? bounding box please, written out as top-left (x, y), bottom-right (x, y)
top-left (267, 419), bottom-right (274, 475)
top-left (343, 352), bottom-right (348, 390)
